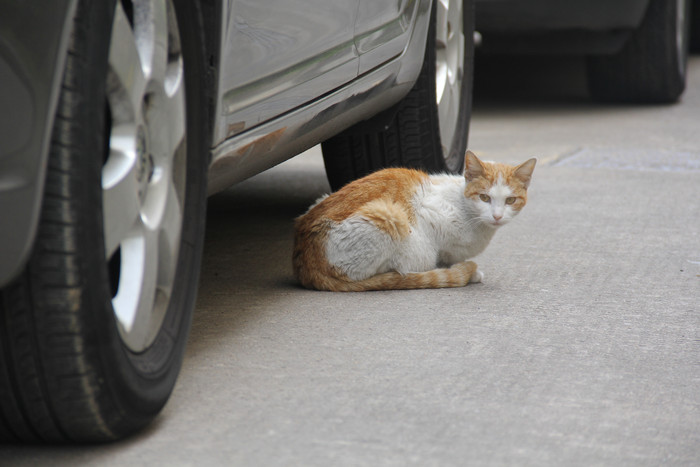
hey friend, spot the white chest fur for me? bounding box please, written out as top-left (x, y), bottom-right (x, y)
top-left (410, 176), bottom-right (496, 265)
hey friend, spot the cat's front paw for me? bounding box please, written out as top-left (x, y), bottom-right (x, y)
top-left (469, 268), bottom-right (484, 284)
top-left (451, 261), bottom-right (483, 284)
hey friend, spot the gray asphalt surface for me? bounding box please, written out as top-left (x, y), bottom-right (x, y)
top-left (3, 57), bottom-right (699, 466)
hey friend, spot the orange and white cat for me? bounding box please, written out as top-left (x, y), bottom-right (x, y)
top-left (293, 151), bottom-right (536, 291)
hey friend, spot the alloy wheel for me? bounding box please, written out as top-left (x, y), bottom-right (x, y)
top-left (435, 0), bottom-right (465, 160)
top-left (103, 0), bottom-right (187, 352)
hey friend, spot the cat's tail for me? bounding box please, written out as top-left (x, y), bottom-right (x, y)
top-left (312, 261), bottom-right (483, 292)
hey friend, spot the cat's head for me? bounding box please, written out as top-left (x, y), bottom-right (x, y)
top-left (463, 151), bottom-right (536, 228)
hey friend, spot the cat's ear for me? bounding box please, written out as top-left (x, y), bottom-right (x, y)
top-left (514, 158), bottom-right (537, 188)
top-left (464, 151), bottom-right (485, 181)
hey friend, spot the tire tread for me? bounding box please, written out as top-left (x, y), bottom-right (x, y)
top-left (0, 0), bottom-right (114, 443)
top-left (587, 0), bottom-right (689, 103)
top-left (321, 0), bottom-right (473, 191)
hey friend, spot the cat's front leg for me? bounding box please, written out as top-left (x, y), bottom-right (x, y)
top-left (468, 266), bottom-right (484, 283)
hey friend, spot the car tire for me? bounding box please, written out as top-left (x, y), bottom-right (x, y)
top-left (587, 0), bottom-right (690, 103)
top-left (321, 0), bottom-right (475, 191)
top-left (0, 0), bottom-right (208, 442)
top-left (690, 0), bottom-right (700, 53)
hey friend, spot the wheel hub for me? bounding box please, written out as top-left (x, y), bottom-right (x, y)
top-left (135, 124), bottom-right (154, 191)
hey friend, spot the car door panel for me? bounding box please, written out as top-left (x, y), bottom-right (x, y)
top-left (355, 0), bottom-right (418, 74)
top-left (215, 0), bottom-right (359, 143)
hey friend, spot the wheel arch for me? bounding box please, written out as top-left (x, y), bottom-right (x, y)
top-left (191, 0), bottom-right (222, 161)
top-left (0, 0), bottom-right (79, 287)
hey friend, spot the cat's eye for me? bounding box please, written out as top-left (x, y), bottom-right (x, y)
top-left (505, 197), bottom-right (516, 205)
top-left (479, 194), bottom-right (491, 203)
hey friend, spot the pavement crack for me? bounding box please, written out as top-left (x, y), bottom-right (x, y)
top-left (541, 147), bottom-right (584, 166)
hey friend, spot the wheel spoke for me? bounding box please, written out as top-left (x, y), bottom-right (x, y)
top-left (103, 125), bottom-right (142, 259)
top-left (438, 80), bottom-right (453, 135)
top-left (147, 76), bottom-right (186, 166)
top-left (108, 2), bottom-right (148, 123)
top-left (137, 0), bottom-right (170, 85)
top-left (436, 0), bottom-right (449, 48)
top-left (112, 223), bottom-right (159, 343)
top-left (157, 179), bottom-right (183, 290)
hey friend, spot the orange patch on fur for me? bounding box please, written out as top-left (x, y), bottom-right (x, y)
top-left (307, 168), bottom-right (428, 223)
top-left (356, 199), bottom-right (412, 241)
top-left (293, 168), bottom-right (428, 291)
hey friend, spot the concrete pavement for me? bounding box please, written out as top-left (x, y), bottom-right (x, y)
top-left (3, 57), bottom-right (699, 465)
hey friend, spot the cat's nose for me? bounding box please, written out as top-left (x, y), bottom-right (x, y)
top-left (493, 213), bottom-right (503, 221)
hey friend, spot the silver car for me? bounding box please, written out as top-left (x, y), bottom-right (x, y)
top-left (0, 0), bottom-right (473, 441)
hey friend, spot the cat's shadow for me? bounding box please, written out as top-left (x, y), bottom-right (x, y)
top-left (203, 164), bottom-right (329, 281)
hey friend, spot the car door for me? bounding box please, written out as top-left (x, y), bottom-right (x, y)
top-left (215, 0), bottom-right (360, 143)
top-left (354, 0), bottom-right (420, 74)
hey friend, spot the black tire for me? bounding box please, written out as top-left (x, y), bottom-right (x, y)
top-left (321, 0), bottom-right (475, 191)
top-left (691, 0), bottom-right (700, 53)
top-left (0, 0), bottom-right (208, 443)
top-left (587, 0), bottom-right (690, 103)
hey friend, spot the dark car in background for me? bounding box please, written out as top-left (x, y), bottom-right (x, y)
top-left (0, 0), bottom-right (474, 442)
top-left (475, 0), bottom-right (691, 102)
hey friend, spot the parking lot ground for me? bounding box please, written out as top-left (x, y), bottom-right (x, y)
top-left (2, 57), bottom-right (699, 465)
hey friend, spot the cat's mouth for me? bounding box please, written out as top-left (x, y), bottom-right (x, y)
top-left (487, 218), bottom-right (507, 227)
